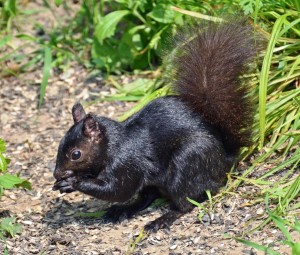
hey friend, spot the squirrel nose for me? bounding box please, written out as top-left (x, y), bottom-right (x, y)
top-left (53, 168), bottom-right (74, 181)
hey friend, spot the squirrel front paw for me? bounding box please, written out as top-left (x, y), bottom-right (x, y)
top-left (53, 176), bottom-right (80, 193)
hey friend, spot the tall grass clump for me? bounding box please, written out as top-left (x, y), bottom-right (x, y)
top-left (239, 7), bottom-right (300, 216)
top-left (217, 1), bottom-right (300, 251)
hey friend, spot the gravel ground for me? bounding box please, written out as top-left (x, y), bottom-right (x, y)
top-left (0, 65), bottom-right (297, 255)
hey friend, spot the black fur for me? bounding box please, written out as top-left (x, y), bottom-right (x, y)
top-left (53, 20), bottom-right (257, 232)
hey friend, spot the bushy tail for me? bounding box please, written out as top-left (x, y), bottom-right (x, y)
top-left (171, 19), bottom-right (257, 151)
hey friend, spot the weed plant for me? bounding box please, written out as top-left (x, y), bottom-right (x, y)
top-left (0, 138), bottom-right (31, 254)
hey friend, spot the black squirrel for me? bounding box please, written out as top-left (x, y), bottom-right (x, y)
top-left (52, 20), bottom-right (257, 232)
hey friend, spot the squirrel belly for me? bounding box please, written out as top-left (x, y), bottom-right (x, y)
top-left (53, 20), bottom-right (257, 232)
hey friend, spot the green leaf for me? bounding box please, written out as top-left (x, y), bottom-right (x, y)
top-left (95, 10), bottom-right (130, 44)
top-left (54, 0), bottom-right (62, 7)
top-left (122, 78), bottom-right (154, 94)
top-left (186, 197), bottom-right (207, 211)
top-left (4, 246), bottom-right (8, 255)
top-left (41, 0), bottom-right (51, 9)
top-left (0, 174), bottom-right (31, 190)
top-left (92, 39), bottom-right (118, 71)
top-left (0, 155), bottom-right (8, 172)
top-left (16, 33), bottom-right (38, 42)
top-left (239, 0), bottom-right (262, 15)
top-left (121, 25), bottom-right (146, 51)
top-left (0, 35), bottom-right (12, 48)
top-left (186, 197), bottom-right (202, 207)
top-left (205, 190), bottom-right (212, 205)
top-left (118, 85), bottom-right (170, 121)
top-left (148, 25), bottom-right (169, 50)
top-left (0, 139), bottom-right (9, 172)
top-left (0, 187), bottom-right (3, 198)
top-left (292, 243), bottom-right (300, 255)
top-left (148, 4), bottom-right (175, 24)
top-left (0, 139), bottom-right (6, 153)
top-left (0, 217), bottom-right (22, 238)
top-left (4, 0), bottom-right (17, 16)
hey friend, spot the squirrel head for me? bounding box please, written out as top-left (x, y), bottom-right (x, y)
top-left (53, 103), bottom-right (107, 181)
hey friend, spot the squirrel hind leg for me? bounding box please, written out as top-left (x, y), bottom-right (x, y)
top-left (104, 186), bottom-right (161, 222)
top-left (144, 197), bottom-right (197, 232)
top-left (144, 210), bottom-right (185, 233)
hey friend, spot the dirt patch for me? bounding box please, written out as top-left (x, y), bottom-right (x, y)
top-left (0, 64), bottom-right (297, 255)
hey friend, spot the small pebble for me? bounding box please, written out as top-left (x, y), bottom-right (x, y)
top-left (256, 208), bottom-right (264, 215)
top-left (170, 244), bottom-right (177, 250)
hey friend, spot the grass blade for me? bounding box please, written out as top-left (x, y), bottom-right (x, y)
top-left (118, 85), bottom-right (170, 121)
top-left (234, 237), bottom-right (281, 255)
top-left (259, 14), bottom-right (289, 148)
top-left (269, 213), bottom-right (293, 242)
top-left (170, 6), bottom-right (223, 22)
top-left (0, 35), bottom-right (12, 48)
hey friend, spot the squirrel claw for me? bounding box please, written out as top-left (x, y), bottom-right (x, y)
top-left (144, 219), bottom-right (171, 233)
top-left (52, 178), bottom-right (76, 193)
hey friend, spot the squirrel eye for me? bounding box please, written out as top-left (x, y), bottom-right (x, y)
top-left (71, 150), bottom-right (81, 160)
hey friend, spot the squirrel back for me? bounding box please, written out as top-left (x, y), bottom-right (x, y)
top-left (170, 20), bottom-right (256, 152)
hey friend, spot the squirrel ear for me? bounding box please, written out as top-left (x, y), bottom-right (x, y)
top-left (72, 103), bottom-right (86, 123)
top-left (83, 114), bottom-right (102, 142)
